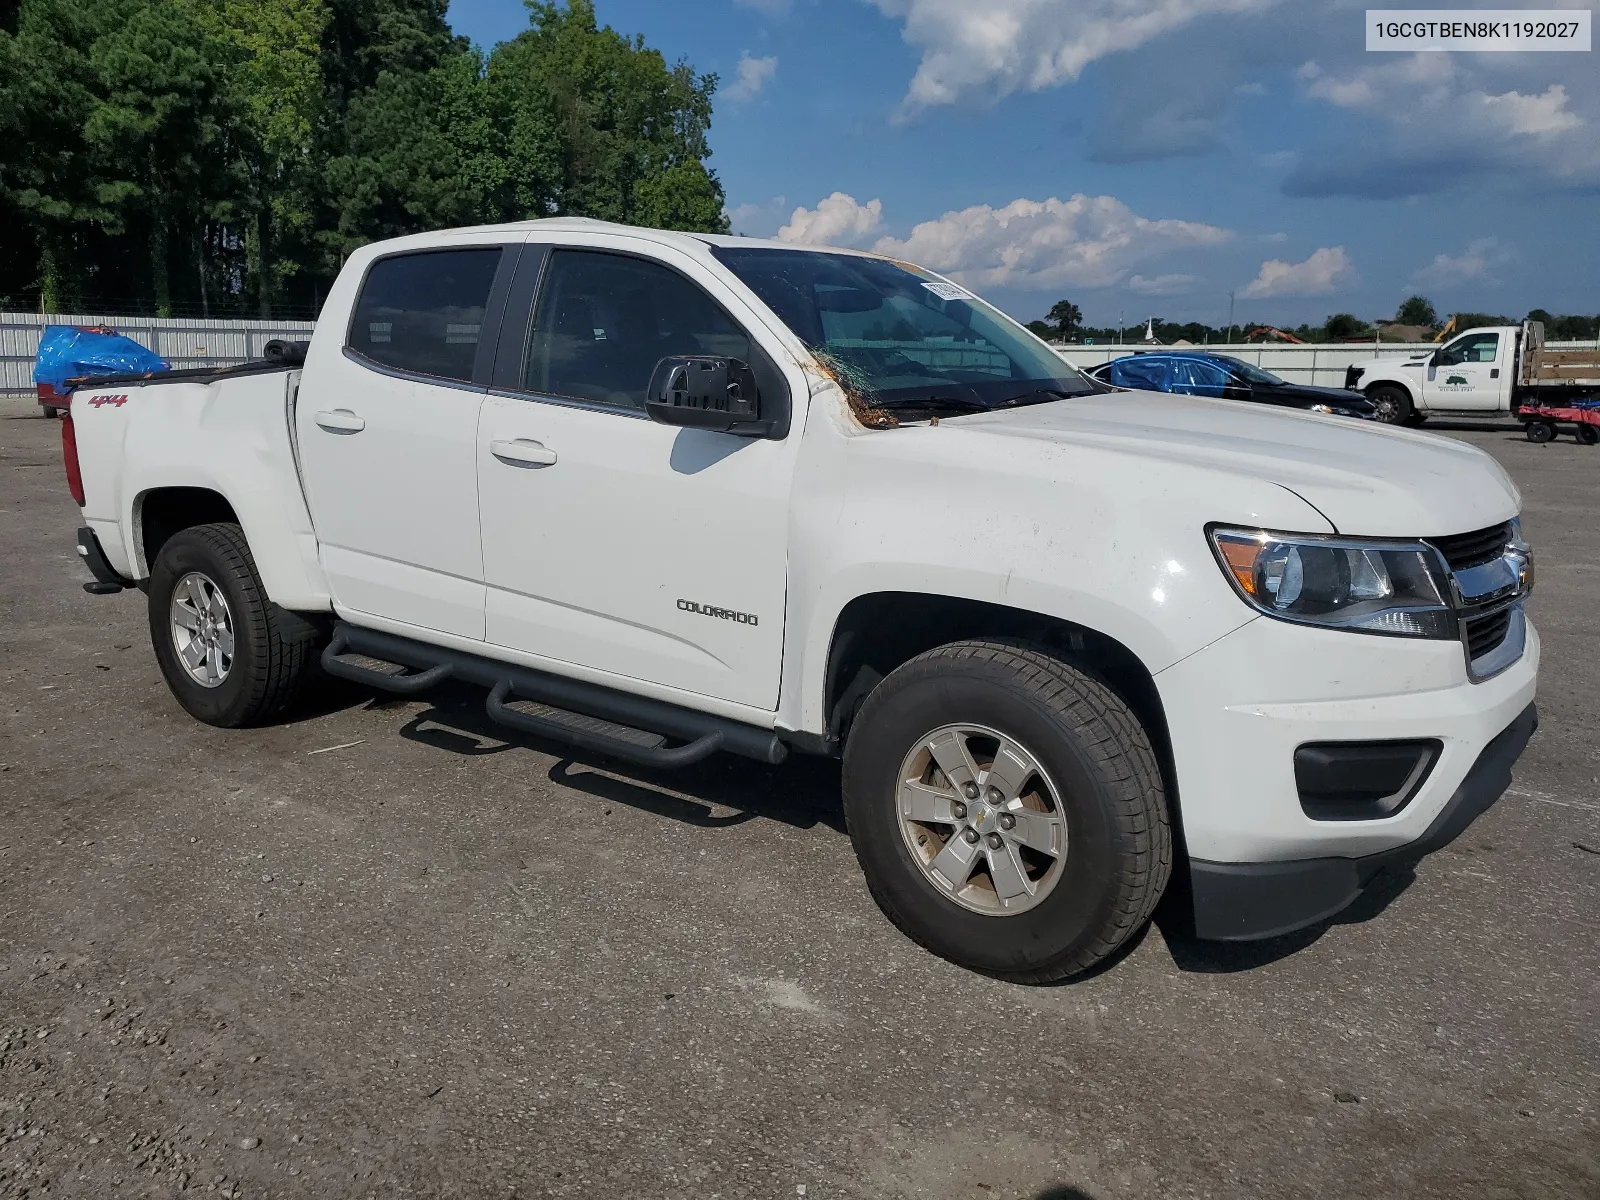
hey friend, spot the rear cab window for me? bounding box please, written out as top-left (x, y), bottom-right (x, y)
top-left (348, 248), bottom-right (503, 383)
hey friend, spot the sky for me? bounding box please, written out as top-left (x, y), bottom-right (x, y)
top-left (445, 0), bottom-right (1600, 329)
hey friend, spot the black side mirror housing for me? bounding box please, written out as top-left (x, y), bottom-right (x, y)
top-left (645, 356), bottom-right (773, 436)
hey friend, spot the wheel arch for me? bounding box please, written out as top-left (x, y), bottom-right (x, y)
top-left (1364, 377), bottom-right (1414, 405)
top-left (134, 486), bottom-right (240, 577)
top-left (818, 592), bottom-right (1174, 801)
top-left (129, 480), bottom-right (330, 610)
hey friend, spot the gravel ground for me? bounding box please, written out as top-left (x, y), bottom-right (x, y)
top-left (2, 398), bottom-right (1597, 1199)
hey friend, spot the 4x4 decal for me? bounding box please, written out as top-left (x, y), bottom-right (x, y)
top-left (88, 394), bottom-right (129, 408)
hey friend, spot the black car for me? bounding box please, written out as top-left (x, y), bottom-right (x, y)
top-left (1086, 351), bottom-right (1377, 418)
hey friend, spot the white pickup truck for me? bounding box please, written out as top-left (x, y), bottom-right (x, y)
top-left (1345, 320), bottom-right (1600, 428)
top-left (59, 218), bottom-right (1539, 981)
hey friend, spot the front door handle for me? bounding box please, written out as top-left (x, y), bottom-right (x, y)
top-left (315, 408), bottom-right (365, 433)
top-left (490, 437), bottom-right (558, 467)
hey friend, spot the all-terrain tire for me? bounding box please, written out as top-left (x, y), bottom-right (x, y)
top-left (147, 522), bottom-right (320, 727)
top-left (842, 639), bottom-right (1172, 983)
top-left (1367, 384), bottom-right (1414, 425)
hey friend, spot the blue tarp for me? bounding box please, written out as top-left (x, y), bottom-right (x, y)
top-left (33, 325), bottom-right (169, 394)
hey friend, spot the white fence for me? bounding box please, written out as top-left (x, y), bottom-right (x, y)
top-left (1, 311), bottom-right (317, 395)
top-left (1054, 339), bottom-right (1600, 388)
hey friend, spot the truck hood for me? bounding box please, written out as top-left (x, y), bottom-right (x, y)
top-left (946, 390), bottom-right (1519, 537)
top-left (1349, 351), bottom-right (1430, 373)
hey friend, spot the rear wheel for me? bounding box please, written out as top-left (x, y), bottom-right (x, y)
top-left (1367, 384), bottom-right (1414, 425)
top-left (147, 523), bottom-right (320, 726)
top-left (1577, 424), bottom-right (1598, 446)
top-left (842, 640), bottom-right (1171, 983)
top-left (1526, 421), bottom-right (1556, 444)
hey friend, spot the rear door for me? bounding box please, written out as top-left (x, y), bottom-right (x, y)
top-left (1423, 331), bottom-right (1503, 411)
top-left (475, 238), bottom-right (799, 711)
top-left (296, 238), bottom-right (519, 639)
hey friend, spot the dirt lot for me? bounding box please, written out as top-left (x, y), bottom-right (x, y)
top-left (2, 399), bottom-right (1597, 1199)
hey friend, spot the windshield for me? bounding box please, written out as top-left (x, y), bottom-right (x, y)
top-left (1213, 355), bottom-right (1285, 386)
top-left (711, 247), bottom-right (1099, 411)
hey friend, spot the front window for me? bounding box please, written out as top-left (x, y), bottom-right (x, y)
top-left (1437, 333), bottom-right (1498, 366)
top-left (712, 247), bottom-right (1100, 415)
top-left (525, 250), bottom-right (751, 411)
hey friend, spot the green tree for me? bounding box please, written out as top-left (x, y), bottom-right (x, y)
top-left (324, 45), bottom-right (521, 254)
top-left (1395, 295), bottom-right (1436, 326)
top-left (1046, 299), bottom-right (1081, 338)
top-left (487, 0), bottom-right (728, 231)
top-left (81, 0), bottom-right (235, 316)
top-left (1324, 313), bottom-right (1372, 340)
top-left (201, 0), bottom-right (327, 315)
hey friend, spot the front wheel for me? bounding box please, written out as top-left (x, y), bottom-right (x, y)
top-left (1526, 421), bottom-right (1556, 444)
top-left (1367, 384), bottom-right (1414, 425)
top-left (842, 640), bottom-right (1172, 983)
top-left (147, 523), bottom-right (320, 727)
top-left (1577, 424), bottom-right (1598, 446)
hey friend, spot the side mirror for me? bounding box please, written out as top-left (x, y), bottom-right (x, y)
top-left (645, 356), bottom-right (772, 436)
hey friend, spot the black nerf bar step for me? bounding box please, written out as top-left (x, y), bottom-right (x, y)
top-left (319, 622), bottom-right (787, 768)
top-left (487, 681), bottom-right (724, 769)
top-left (321, 629), bottom-right (453, 694)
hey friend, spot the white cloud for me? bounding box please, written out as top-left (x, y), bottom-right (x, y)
top-left (778, 193), bottom-right (885, 246)
top-left (724, 53), bottom-right (778, 102)
top-left (869, 0), bottom-right (1281, 113)
top-left (871, 194), bottom-right (1232, 290)
top-left (1128, 273), bottom-right (1198, 295)
top-left (1290, 54), bottom-right (1598, 194)
top-left (1477, 84), bottom-right (1580, 136)
top-left (1240, 247), bottom-right (1354, 299)
top-left (1408, 238), bottom-right (1510, 291)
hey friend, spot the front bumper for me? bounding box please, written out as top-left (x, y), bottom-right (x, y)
top-left (1154, 611), bottom-right (1539, 940)
top-left (1189, 703), bottom-right (1537, 940)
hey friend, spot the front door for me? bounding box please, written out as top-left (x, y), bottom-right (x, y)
top-left (1423, 331), bottom-right (1503, 411)
top-left (296, 241), bottom-right (514, 639)
top-left (476, 244), bottom-right (797, 711)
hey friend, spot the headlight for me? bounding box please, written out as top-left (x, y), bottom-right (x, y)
top-left (1308, 404), bottom-right (1334, 414)
top-left (1209, 527), bottom-right (1456, 638)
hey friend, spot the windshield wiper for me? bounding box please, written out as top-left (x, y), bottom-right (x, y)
top-left (995, 386), bottom-right (1081, 406)
top-left (874, 394), bottom-right (993, 413)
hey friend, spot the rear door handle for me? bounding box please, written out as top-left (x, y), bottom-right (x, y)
top-left (490, 437), bottom-right (558, 467)
top-left (314, 408), bottom-right (365, 433)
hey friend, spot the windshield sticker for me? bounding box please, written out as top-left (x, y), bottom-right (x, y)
top-left (921, 281), bottom-right (970, 302)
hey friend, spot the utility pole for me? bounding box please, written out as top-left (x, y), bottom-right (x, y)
top-left (1226, 291), bottom-right (1235, 344)
top-left (1117, 309), bottom-right (1124, 345)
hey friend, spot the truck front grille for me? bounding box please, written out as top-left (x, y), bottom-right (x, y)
top-left (1464, 606), bottom-right (1514, 660)
top-left (1429, 521), bottom-right (1515, 572)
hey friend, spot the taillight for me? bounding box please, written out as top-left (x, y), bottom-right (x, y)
top-left (61, 411), bottom-right (86, 506)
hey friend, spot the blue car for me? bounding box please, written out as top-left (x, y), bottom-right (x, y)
top-left (1086, 351), bottom-right (1376, 419)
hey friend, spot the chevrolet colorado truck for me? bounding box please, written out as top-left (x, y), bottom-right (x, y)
top-left (1345, 320), bottom-right (1600, 427)
top-left (59, 219), bottom-right (1539, 982)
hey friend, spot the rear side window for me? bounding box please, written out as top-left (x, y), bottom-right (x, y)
top-left (348, 248), bottom-right (502, 383)
top-left (524, 250), bottom-right (750, 411)
top-left (1107, 356), bottom-right (1169, 391)
top-left (1168, 358), bottom-right (1230, 397)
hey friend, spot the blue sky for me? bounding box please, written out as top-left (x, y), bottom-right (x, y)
top-left (446, 1), bottom-right (1599, 328)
